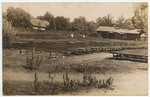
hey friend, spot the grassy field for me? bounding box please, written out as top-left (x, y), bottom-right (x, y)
top-left (4, 29), bottom-right (147, 52)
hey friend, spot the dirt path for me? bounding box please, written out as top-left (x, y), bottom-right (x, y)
top-left (68, 70), bottom-right (148, 95)
top-left (45, 52), bottom-right (113, 66)
top-left (66, 52), bottom-right (112, 62)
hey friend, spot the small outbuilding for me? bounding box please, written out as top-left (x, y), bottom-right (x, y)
top-left (30, 18), bottom-right (49, 30)
top-left (140, 33), bottom-right (147, 41)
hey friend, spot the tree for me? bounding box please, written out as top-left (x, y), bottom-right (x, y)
top-left (55, 16), bottom-right (71, 31)
top-left (72, 16), bottom-right (87, 34)
top-left (123, 18), bottom-right (134, 29)
top-left (133, 3), bottom-right (148, 34)
top-left (96, 14), bottom-right (114, 27)
top-left (3, 18), bottom-right (16, 44)
top-left (6, 7), bottom-right (31, 28)
top-left (86, 21), bottom-right (97, 34)
top-left (72, 16), bottom-right (97, 35)
top-left (115, 16), bottom-right (134, 29)
top-left (37, 11), bottom-right (56, 30)
top-left (115, 15), bottom-right (125, 28)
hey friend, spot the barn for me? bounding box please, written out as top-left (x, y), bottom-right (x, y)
top-left (96, 26), bottom-right (142, 40)
top-left (30, 18), bottom-right (49, 30)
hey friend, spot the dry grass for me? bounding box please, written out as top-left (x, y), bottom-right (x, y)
top-left (3, 49), bottom-right (137, 74)
top-left (3, 73), bottom-right (114, 95)
top-left (43, 58), bottom-right (137, 74)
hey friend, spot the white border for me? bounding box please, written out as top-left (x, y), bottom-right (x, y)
top-left (1, 0), bottom-right (150, 2)
top-left (0, 0), bottom-right (149, 97)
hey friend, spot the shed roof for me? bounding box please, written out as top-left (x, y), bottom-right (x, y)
top-left (96, 26), bottom-right (141, 34)
top-left (30, 18), bottom-right (49, 28)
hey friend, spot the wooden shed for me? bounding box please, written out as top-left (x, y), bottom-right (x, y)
top-left (30, 18), bottom-right (49, 30)
top-left (96, 26), bottom-right (141, 40)
top-left (140, 33), bottom-right (147, 41)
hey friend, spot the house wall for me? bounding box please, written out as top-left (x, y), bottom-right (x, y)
top-left (140, 37), bottom-right (147, 41)
top-left (32, 26), bottom-right (46, 30)
top-left (97, 31), bottom-right (124, 39)
top-left (97, 31), bottom-right (139, 40)
top-left (39, 28), bottom-right (45, 30)
top-left (97, 31), bottom-right (109, 38)
top-left (33, 27), bottom-right (38, 30)
top-left (126, 34), bottom-right (139, 40)
top-left (108, 33), bottom-right (116, 39)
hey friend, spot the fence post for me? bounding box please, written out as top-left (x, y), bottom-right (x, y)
top-left (20, 48), bottom-right (21, 54)
top-left (34, 73), bottom-right (39, 93)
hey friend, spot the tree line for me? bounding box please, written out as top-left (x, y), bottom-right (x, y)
top-left (3, 3), bottom-right (148, 36)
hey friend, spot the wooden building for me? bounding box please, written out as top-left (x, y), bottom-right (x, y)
top-left (30, 18), bottom-right (49, 30)
top-left (96, 26), bottom-right (142, 40)
top-left (140, 33), bottom-right (147, 41)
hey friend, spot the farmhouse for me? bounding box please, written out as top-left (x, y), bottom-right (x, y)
top-left (30, 18), bottom-right (49, 30)
top-left (96, 26), bottom-right (143, 40)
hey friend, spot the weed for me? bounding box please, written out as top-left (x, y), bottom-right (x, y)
top-left (25, 48), bottom-right (43, 70)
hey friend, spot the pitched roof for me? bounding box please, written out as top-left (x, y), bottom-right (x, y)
top-left (30, 18), bottom-right (49, 28)
top-left (96, 26), bottom-right (116, 32)
top-left (96, 26), bottom-right (141, 34)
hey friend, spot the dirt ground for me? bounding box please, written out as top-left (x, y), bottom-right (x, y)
top-left (3, 49), bottom-right (148, 95)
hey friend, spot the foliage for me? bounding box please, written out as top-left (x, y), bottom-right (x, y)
top-left (72, 16), bottom-right (87, 33)
top-left (132, 3), bottom-right (148, 34)
top-left (6, 7), bottom-right (31, 28)
top-left (72, 16), bottom-right (97, 34)
top-left (55, 16), bottom-right (71, 31)
top-left (2, 18), bottom-right (16, 44)
top-left (96, 14), bottom-right (114, 27)
top-left (115, 16), bottom-right (134, 29)
top-left (86, 21), bottom-right (98, 34)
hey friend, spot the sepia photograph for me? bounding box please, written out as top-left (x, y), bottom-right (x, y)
top-left (2, 2), bottom-right (148, 95)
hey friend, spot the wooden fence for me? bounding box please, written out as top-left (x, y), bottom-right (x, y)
top-left (18, 46), bottom-right (148, 59)
top-left (112, 53), bottom-right (148, 63)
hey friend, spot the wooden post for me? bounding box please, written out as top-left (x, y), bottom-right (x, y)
top-left (56, 52), bottom-right (59, 57)
top-left (26, 49), bottom-right (28, 55)
top-left (113, 53), bottom-right (114, 59)
top-left (107, 32), bottom-right (109, 38)
top-left (49, 52), bottom-right (51, 59)
top-left (34, 73), bottom-right (38, 93)
top-left (20, 48), bottom-right (21, 54)
top-left (116, 54), bottom-right (118, 59)
top-left (120, 54), bottom-right (122, 59)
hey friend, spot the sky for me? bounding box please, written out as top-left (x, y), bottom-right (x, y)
top-left (2, 2), bottom-right (135, 22)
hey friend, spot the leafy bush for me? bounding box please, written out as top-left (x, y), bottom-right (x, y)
top-left (2, 19), bottom-right (16, 45)
top-left (26, 49), bottom-right (43, 70)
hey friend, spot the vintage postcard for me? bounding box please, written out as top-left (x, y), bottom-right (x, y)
top-left (2, 2), bottom-right (148, 95)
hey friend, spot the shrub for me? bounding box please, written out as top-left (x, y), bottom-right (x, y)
top-left (26, 49), bottom-right (43, 70)
top-left (2, 18), bottom-right (16, 45)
